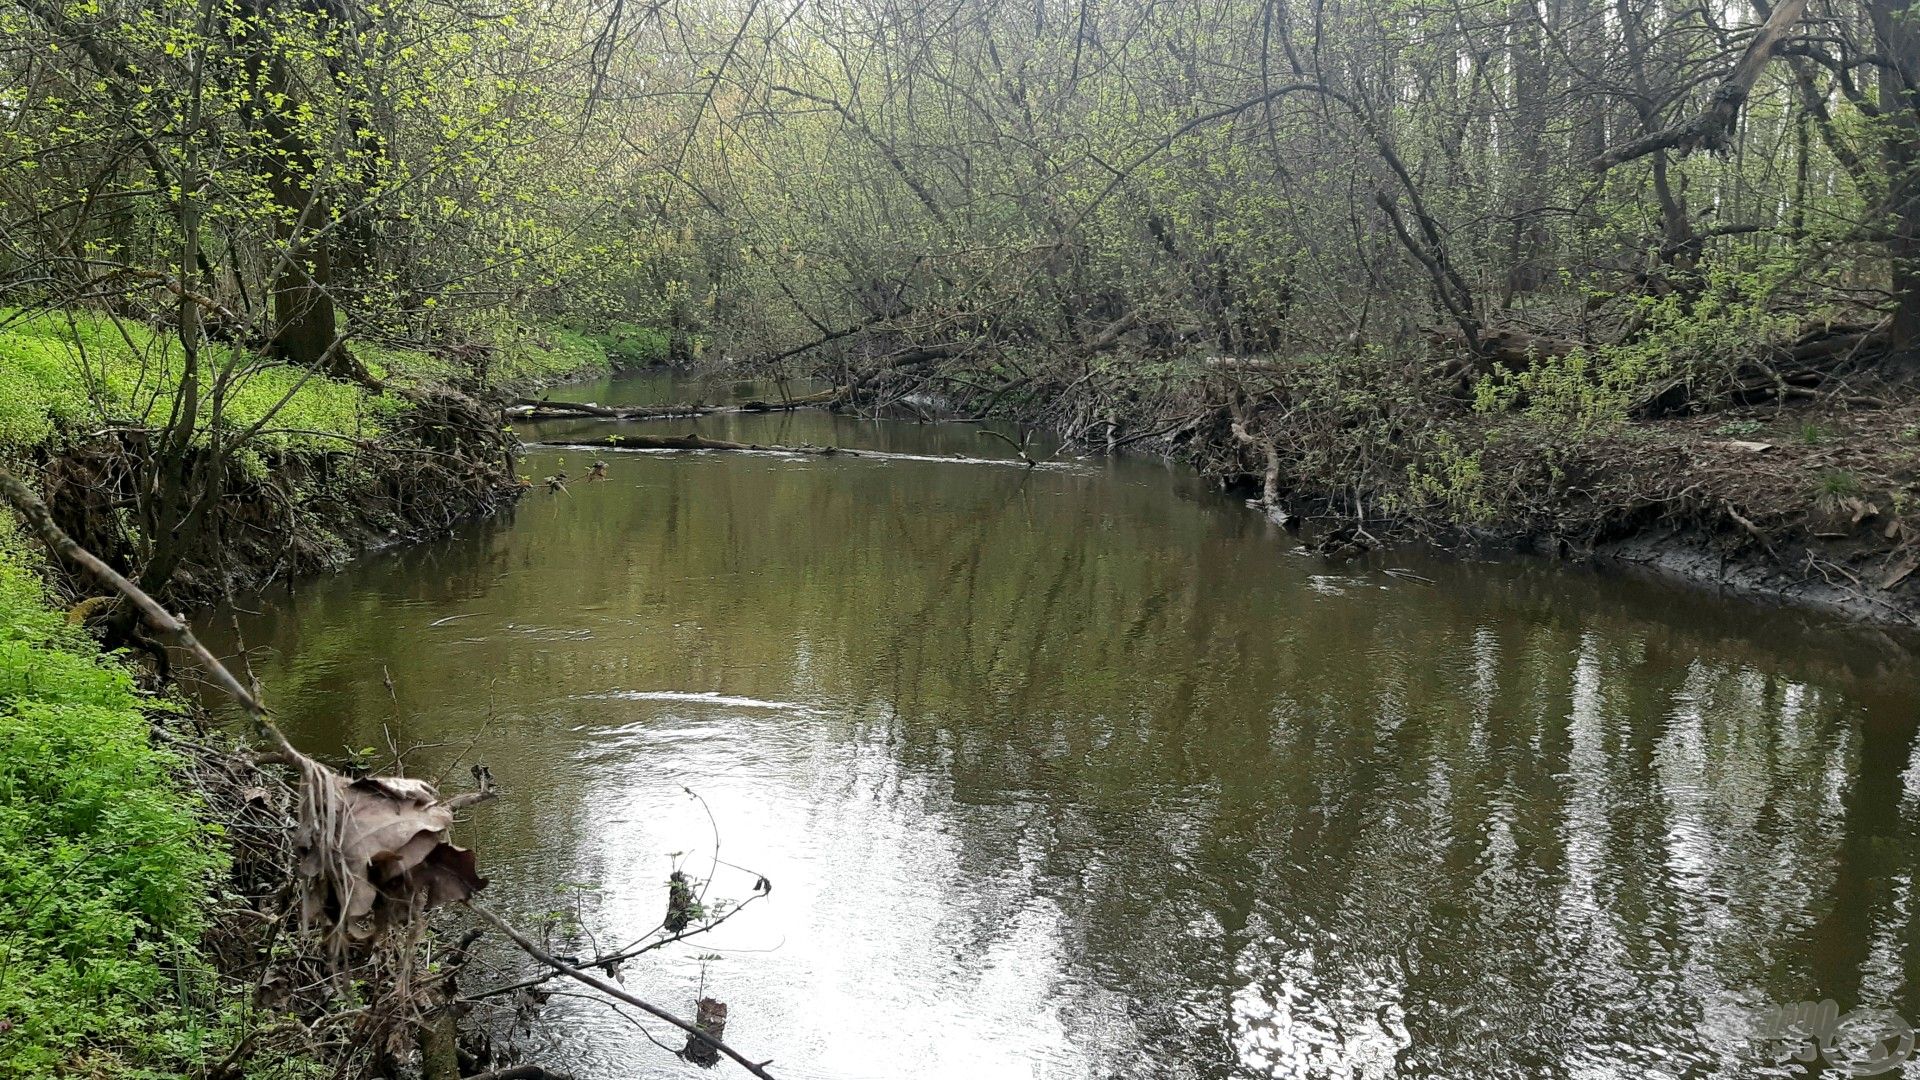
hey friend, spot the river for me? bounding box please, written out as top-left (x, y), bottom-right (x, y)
top-left (205, 371), bottom-right (1920, 1079)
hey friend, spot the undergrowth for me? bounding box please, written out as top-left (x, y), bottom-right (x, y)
top-left (0, 535), bottom-right (244, 1078)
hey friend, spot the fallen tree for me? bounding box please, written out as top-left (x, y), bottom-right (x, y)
top-left (508, 389), bottom-right (841, 422)
top-left (537, 433), bottom-right (865, 455)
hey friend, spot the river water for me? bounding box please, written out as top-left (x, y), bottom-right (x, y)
top-left (206, 372), bottom-right (1920, 1079)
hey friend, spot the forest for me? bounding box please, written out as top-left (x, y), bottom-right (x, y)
top-left (4, 0), bottom-right (1920, 1073)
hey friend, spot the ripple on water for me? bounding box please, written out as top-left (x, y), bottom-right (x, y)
top-left (577, 689), bottom-right (824, 714)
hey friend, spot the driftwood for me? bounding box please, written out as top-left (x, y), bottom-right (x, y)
top-left (507, 390), bottom-right (840, 423)
top-left (510, 400), bottom-right (717, 421)
top-left (538, 433), bottom-right (864, 456)
top-left (1229, 412), bottom-right (1283, 509)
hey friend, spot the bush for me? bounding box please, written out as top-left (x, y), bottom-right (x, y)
top-left (589, 321), bottom-right (671, 367)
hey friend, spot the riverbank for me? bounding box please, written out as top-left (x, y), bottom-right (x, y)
top-left (0, 311), bottom-right (645, 604)
top-left (1247, 394), bottom-right (1920, 631)
top-left (825, 345), bottom-right (1920, 631)
top-left (0, 310), bottom-right (644, 1077)
top-left (1174, 396), bottom-right (1920, 630)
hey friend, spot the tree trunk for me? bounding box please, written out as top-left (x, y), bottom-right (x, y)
top-left (1874, 0), bottom-right (1920, 357)
top-left (239, 5), bottom-right (378, 387)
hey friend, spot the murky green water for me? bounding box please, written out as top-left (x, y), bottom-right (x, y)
top-left (207, 374), bottom-right (1920, 1079)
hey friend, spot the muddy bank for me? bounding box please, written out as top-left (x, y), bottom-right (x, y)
top-left (1591, 528), bottom-right (1920, 629)
top-left (1213, 395), bottom-right (1920, 631)
top-left (839, 361), bottom-right (1920, 630)
top-left (35, 385), bottom-right (522, 607)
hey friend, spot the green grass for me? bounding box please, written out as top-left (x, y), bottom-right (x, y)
top-left (498, 323), bottom-right (615, 382)
top-left (0, 533), bottom-right (225, 1078)
top-left (0, 310), bottom-right (396, 454)
top-left (0, 309), bottom-right (619, 456)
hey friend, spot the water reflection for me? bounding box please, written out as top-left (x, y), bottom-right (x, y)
top-left (205, 380), bottom-right (1920, 1078)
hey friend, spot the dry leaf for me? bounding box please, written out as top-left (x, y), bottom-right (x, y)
top-left (1843, 498), bottom-right (1880, 525)
top-left (295, 766), bottom-right (488, 944)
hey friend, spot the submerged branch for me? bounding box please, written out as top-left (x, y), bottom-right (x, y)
top-left (537, 433), bottom-right (864, 455)
top-left (507, 391), bottom-right (840, 423)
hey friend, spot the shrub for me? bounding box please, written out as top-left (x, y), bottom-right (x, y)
top-left (590, 321), bottom-right (671, 367)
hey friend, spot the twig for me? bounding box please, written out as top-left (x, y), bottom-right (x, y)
top-left (465, 902), bottom-right (777, 1079)
top-left (977, 428), bottom-right (1038, 468)
top-left (1723, 500), bottom-right (1776, 556)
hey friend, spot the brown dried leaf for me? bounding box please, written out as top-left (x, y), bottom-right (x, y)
top-left (295, 765), bottom-right (483, 944)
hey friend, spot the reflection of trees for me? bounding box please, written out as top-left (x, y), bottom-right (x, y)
top-left (209, 436), bottom-right (1920, 1079)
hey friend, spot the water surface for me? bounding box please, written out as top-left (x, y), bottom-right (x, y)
top-left (208, 374), bottom-right (1920, 1079)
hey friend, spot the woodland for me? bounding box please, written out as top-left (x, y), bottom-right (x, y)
top-left (3, 0), bottom-right (1920, 1072)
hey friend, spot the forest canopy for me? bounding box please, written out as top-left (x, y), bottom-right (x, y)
top-left (3, 0), bottom-right (1916, 378)
top-left (3, 0), bottom-right (1920, 542)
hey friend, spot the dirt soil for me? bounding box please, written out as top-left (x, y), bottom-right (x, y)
top-left (1421, 397), bottom-right (1920, 628)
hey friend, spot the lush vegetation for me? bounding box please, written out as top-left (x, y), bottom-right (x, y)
top-left (0, 310), bottom-right (629, 453)
top-left (0, 535), bottom-right (233, 1078)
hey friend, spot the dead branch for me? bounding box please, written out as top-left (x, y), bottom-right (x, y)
top-left (510, 399), bottom-right (719, 421)
top-left (0, 467), bottom-right (295, 756)
top-left (465, 903), bottom-right (778, 1080)
top-left (976, 428), bottom-right (1039, 468)
top-left (1228, 414), bottom-right (1283, 508)
top-left (1591, 0), bottom-right (1810, 170)
top-left (508, 391), bottom-right (840, 423)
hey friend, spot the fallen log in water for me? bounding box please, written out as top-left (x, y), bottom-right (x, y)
top-left (508, 399), bottom-right (716, 420)
top-left (507, 389), bottom-right (841, 422)
top-left (535, 433), bottom-right (866, 456)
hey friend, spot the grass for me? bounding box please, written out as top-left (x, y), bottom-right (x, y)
top-left (1819, 469), bottom-right (1863, 497)
top-left (0, 532), bottom-right (226, 1078)
top-left (0, 306), bottom-right (635, 1075)
top-left (0, 308), bottom-right (629, 456)
top-left (0, 310), bottom-right (396, 454)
